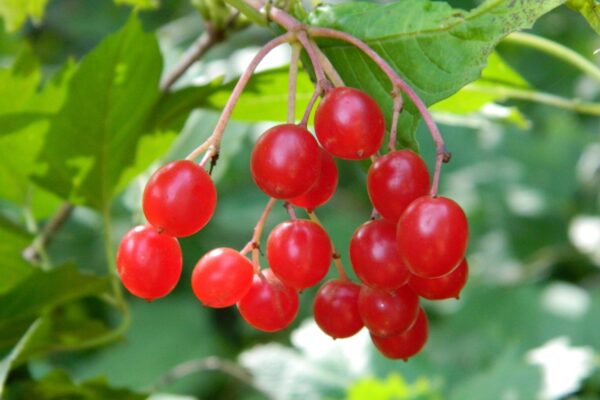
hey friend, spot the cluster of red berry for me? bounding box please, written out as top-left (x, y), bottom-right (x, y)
top-left (116, 86), bottom-right (468, 361)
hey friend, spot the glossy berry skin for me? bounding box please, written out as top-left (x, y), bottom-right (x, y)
top-left (267, 220), bottom-right (332, 290)
top-left (358, 285), bottom-right (419, 337)
top-left (288, 148), bottom-right (338, 211)
top-left (367, 150), bottom-right (430, 222)
top-left (191, 248), bottom-right (254, 308)
top-left (410, 259), bottom-right (468, 300)
top-left (143, 160), bottom-right (217, 237)
top-left (314, 87), bottom-right (385, 160)
top-left (250, 124), bottom-right (321, 199)
top-left (313, 279), bottom-right (363, 339)
top-left (371, 308), bottom-right (429, 360)
top-left (397, 196), bottom-right (468, 278)
top-left (116, 225), bottom-right (182, 301)
top-left (350, 220), bottom-right (410, 290)
top-left (237, 269), bottom-right (299, 332)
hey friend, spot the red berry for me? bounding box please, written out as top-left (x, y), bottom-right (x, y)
top-left (315, 87), bottom-right (385, 160)
top-left (358, 285), bottom-right (419, 337)
top-left (367, 150), bottom-right (430, 222)
top-left (116, 225), bottom-right (182, 301)
top-left (397, 196), bottom-right (468, 278)
top-left (313, 279), bottom-right (363, 339)
top-left (370, 308), bottom-right (429, 360)
top-left (267, 219), bottom-right (332, 290)
top-left (350, 220), bottom-right (410, 290)
top-left (250, 124), bottom-right (321, 199)
top-left (191, 248), bottom-right (254, 308)
top-left (288, 148), bottom-right (338, 211)
top-left (410, 259), bottom-right (468, 300)
top-left (143, 160), bottom-right (217, 237)
top-left (237, 269), bottom-right (299, 332)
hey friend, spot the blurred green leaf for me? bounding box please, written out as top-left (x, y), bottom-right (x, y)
top-left (33, 16), bottom-right (167, 210)
top-left (114, 0), bottom-right (159, 11)
top-left (0, 319), bottom-right (42, 397)
top-left (347, 373), bottom-right (440, 400)
top-left (307, 0), bottom-right (565, 149)
top-left (0, 0), bottom-right (49, 32)
top-left (7, 369), bottom-right (147, 400)
top-left (567, 0), bottom-right (600, 34)
top-left (0, 218), bottom-right (34, 295)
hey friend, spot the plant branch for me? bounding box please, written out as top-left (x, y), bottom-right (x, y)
top-left (387, 93), bottom-right (403, 152)
top-left (153, 356), bottom-right (275, 399)
top-left (185, 32), bottom-right (294, 162)
top-left (316, 46), bottom-right (344, 87)
top-left (503, 32), bottom-right (600, 85)
top-left (307, 211), bottom-right (349, 282)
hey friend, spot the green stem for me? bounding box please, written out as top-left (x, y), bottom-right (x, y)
top-left (223, 0), bottom-right (267, 26)
top-left (503, 32), bottom-right (600, 85)
top-left (471, 84), bottom-right (600, 115)
top-left (102, 204), bottom-right (126, 311)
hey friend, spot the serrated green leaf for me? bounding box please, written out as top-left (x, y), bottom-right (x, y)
top-left (7, 369), bottom-right (147, 400)
top-left (0, 0), bottom-right (49, 32)
top-left (307, 0), bottom-right (565, 149)
top-left (33, 16), bottom-right (168, 210)
top-left (114, 0), bottom-right (159, 11)
top-left (568, 0), bottom-right (600, 35)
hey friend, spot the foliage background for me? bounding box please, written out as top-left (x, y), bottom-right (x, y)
top-left (0, 0), bottom-right (599, 399)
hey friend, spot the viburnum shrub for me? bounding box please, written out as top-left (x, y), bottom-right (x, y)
top-left (116, 0), bottom-right (468, 361)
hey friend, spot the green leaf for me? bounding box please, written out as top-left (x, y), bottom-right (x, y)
top-left (0, 220), bottom-right (34, 295)
top-left (0, 264), bottom-right (110, 351)
top-left (153, 67), bottom-right (314, 129)
top-left (0, 0), bottom-right (49, 32)
top-left (0, 319), bottom-right (42, 397)
top-left (34, 16), bottom-right (166, 211)
top-left (7, 369), bottom-right (147, 400)
top-left (348, 374), bottom-right (441, 400)
top-left (567, 0), bottom-right (600, 34)
top-left (307, 0), bottom-right (565, 149)
top-left (114, 0), bottom-right (159, 11)
top-left (449, 350), bottom-right (542, 400)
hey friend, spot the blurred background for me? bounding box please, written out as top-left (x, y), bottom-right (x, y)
top-left (0, 0), bottom-right (599, 399)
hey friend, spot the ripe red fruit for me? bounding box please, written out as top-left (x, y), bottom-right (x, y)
top-left (288, 148), bottom-right (338, 211)
top-left (250, 124), bottom-right (321, 199)
top-left (116, 225), bottom-right (182, 301)
top-left (267, 219), bottom-right (332, 290)
top-left (314, 87), bottom-right (385, 160)
top-left (143, 160), bottom-right (217, 237)
top-left (410, 259), bottom-right (468, 300)
top-left (397, 196), bottom-right (468, 278)
top-left (367, 150), bottom-right (430, 222)
top-left (237, 269), bottom-right (299, 332)
top-left (358, 285), bottom-right (419, 337)
top-left (371, 308), bottom-right (429, 360)
top-left (313, 279), bottom-right (363, 339)
top-left (350, 220), bottom-right (410, 290)
top-left (191, 248), bottom-right (254, 308)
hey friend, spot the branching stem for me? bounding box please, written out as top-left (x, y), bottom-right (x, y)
top-left (307, 211), bottom-right (349, 282)
top-left (241, 197), bottom-right (277, 272)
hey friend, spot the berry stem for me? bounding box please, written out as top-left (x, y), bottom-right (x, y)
top-left (288, 42), bottom-right (301, 124)
top-left (185, 32), bottom-right (294, 162)
top-left (284, 202), bottom-right (297, 220)
top-left (316, 46), bottom-right (345, 87)
top-left (307, 27), bottom-right (451, 196)
top-left (296, 31), bottom-right (329, 90)
top-left (307, 211), bottom-right (349, 282)
top-left (387, 93), bottom-right (403, 152)
top-left (241, 197), bottom-right (277, 272)
top-left (299, 85), bottom-right (322, 128)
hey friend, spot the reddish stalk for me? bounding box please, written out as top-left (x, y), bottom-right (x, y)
top-left (284, 202), bottom-right (297, 220)
top-left (387, 93), bottom-right (403, 152)
top-left (316, 46), bottom-right (344, 87)
top-left (299, 86), bottom-right (322, 128)
top-left (185, 32), bottom-right (294, 162)
top-left (241, 197), bottom-right (278, 272)
top-left (307, 211), bottom-right (349, 282)
top-left (288, 43), bottom-right (301, 124)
